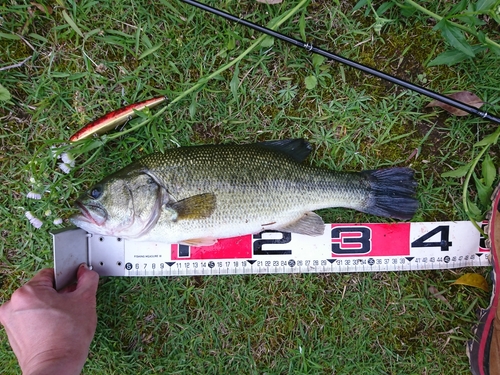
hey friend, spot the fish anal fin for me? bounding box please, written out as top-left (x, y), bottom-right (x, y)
top-left (279, 212), bottom-right (325, 236)
top-left (169, 193), bottom-right (216, 220)
top-left (181, 237), bottom-right (218, 247)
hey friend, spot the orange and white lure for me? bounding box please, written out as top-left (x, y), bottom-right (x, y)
top-left (69, 96), bottom-right (168, 142)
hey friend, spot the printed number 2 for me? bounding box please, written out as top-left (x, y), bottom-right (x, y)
top-left (253, 231), bottom-right (292, 255)
top-left (411, 225), bottom-right (452, 251)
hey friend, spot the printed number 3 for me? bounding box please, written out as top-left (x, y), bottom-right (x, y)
top-left (331, 227), bottom-right (371, 254)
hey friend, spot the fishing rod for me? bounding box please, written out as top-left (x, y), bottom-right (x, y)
top-left (181, 0), bottom-right (500, 125)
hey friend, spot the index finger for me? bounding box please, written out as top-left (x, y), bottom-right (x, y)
top-left (0, 268), bottom-right (55, 325)
top-left (24, 268), bottom-right (56, 289)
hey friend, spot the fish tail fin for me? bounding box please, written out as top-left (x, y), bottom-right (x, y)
top-left (361, 167), bottom-right (418, 220)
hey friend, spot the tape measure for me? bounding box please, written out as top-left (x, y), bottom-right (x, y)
top-left (51, 221), bottom-right (491, 290)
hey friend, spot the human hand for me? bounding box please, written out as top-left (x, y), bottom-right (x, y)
top-left (0, 264), bottom-right (99, 375)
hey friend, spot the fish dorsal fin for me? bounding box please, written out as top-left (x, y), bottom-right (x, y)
top-left (279, 212), bottom-right (325, 236)
top-left (168, 193), bottom-right (216, 220)
top-left (258, 139), bottom-right (312, 163)
top-left (181, 237), bottom-right (218, 247)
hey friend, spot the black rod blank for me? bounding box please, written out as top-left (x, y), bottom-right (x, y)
top-left (181, 0), bottom-right (500, 125)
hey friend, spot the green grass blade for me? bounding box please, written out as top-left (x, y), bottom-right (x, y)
top-left (62, 10), bottom-right (84, 38)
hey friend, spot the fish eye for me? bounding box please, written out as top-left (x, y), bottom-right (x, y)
top-left (89, 185), bottom-right (103, 199)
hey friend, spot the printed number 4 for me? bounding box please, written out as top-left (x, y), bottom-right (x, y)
top-left (411, 225), bottom-right (452, 251)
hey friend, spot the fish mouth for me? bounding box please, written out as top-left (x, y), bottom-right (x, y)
top-left (74, 201), bottom-right (106, 226)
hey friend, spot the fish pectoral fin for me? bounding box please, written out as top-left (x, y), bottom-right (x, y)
top-left (280, 212), bottom-right (325, 236)
top-left (169, 193), bottom-right (216, 220)
top-left (181, 237), bottom-right (218, 247)
top-left (163, 206), bottom-right (179, 221)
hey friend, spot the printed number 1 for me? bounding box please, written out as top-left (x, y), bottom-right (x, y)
top-left (411, 225), bottom-right (452, 251)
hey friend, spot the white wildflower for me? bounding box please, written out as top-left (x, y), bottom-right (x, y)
top-left (25, 211), bottom-right (43, 229)
top-left (61, 152), bottom-right (75, 167)
top-left (59, 162), bottom-right (72, 174)
top-left (29, 177), bottom-right (36, 183)
top-left (53, 218), bottom-right (63, 225)
top-left (51, 145), bottom-right (61, 159)
top-left (44, 209), bottom-right (52, 216)
top-left (27, 191), bottom-right (42, 200)
top-left (30, 217), bottom-right (43, 229)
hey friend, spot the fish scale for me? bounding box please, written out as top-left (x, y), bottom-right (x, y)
top-left (71, 140), bottom-right (418, 245)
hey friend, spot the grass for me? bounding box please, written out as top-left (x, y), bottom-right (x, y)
top-left (1, 0), bottom-right (499, 373)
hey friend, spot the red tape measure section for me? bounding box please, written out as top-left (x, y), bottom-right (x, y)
top-left (171, 236), bottom-right (253, 260)
top-left (330, 223), bottom-right (410, 257)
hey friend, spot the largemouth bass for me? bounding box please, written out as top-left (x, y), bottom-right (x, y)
top-left (70, 139), bottom-right (418, 246)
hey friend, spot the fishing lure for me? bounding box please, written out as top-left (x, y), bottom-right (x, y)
top-left (69, 96), bottom-right (168, 141)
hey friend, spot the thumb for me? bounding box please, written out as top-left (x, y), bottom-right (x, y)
top-left (75, 263), bottom-right (99, 295)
